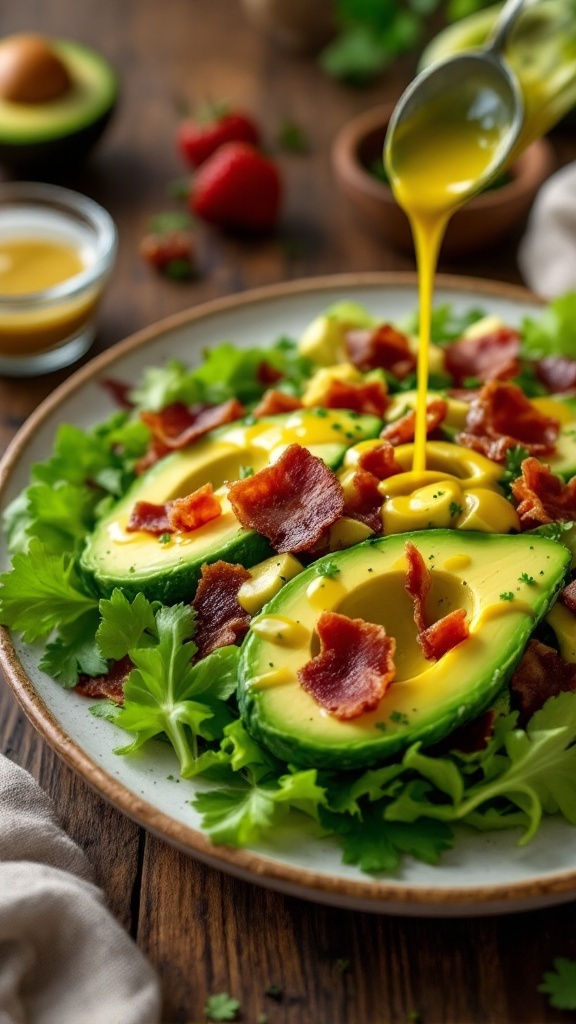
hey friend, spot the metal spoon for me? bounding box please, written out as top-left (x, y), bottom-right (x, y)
top-left (385, 0), bottom-right (528, 199)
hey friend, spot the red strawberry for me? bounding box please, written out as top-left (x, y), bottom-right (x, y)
top-left (190, 142), bottom-right (282, 232)
top-left (177, 107), bottom-right (260, 168)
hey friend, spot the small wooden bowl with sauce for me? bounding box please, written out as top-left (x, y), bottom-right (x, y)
top-left (332, 103), bottom-right (555, 258)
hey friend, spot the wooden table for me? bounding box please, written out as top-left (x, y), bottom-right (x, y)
top-left (2, 2), bottom-right (576, 1022)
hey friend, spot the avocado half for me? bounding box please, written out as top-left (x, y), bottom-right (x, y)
top-left (0, 38), bottom-right (117, 171)
top-left (239, 529), bottom-right (570, 769)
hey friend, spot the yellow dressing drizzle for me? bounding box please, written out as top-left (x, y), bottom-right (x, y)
top-left (251, 615), bottom-right (310, 648)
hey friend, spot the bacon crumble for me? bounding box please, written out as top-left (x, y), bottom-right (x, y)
top-left (511, 457), bottom-right (576, 529)
top-left (252, 389), bottom-right (303, 418)
top-left (343, 469), bottom-right (383, 533)
top-left (457, 381), bottom-right (559, 463)
top-left (404, 541), bottom-right (469, 660)
top-left (298, 610), bottom-right (396, 720)
top-left (192, 560), bottom-right (252, 660)
top-left (136, 398), bottom-right (245, 472)
top-left (345, 324), bottom-right (416, 379)
top-left (561, 580), bottom-right (576, 614)
top-left (510, 639), bottom-right (576, 724)
top-left (357, 441), bottom-right (403, 480)
top-left (127, 501), bottom-right (172, 535)
top-left (75, 655), bottom-right (133, 705)
top-left (227, 443), bottom-right (345, 553)
top-left (322, 378), bottom-right (389, 417)
top-left (444, 327), bottom-right (521, 386)
top-left (127, 485), bottom-right (222, 536)
top-left (381, 399), bottom-right (447, 447)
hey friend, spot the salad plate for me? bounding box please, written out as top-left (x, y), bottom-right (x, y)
top-left (3, 270), bottom-right (576, 918)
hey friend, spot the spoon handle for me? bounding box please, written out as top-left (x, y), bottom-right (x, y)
top-left (487, 0), bottom-right (529, 55)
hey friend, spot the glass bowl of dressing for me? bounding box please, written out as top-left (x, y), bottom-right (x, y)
top-left (0, 181), bottom-right (117, 376)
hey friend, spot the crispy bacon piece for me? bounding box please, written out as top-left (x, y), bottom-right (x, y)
top-left (323, 378), bottom-right (389, 417)
top-left (357, 441), bottom-right (403, 480)
top-left (228, 443), bottom-right (345, 553)
top-left (252, 389), bottom-right (303, 417)
top-left (536, 356), bottom-right (576, 394)
top-left (192, 560), bottom-right (251, 659)
top-left (127, 500), bottom-right (171, 535)
top-left (343, 469), bottom-right (383, 533)
top-left (511, 457), bottom-right (576, 529)
top-left (380, 399), bottom-right (447, 447)
top-left (298, 610), bottom-right (396, 720)
top-left (135, 399), bottom-right (246, 473)
top-left (345, 324), bottom-right (416, 379)
top-left (444, 327), bottom-right (521, 387)
top-left (561, 580), bottom-right (576, 613)
top-left (404, 541), bottom-right (469, 660)
top-left (168, 484), bottom-right (221, 532)
top-left (75, 655), bottom-right (133, 705)
top-left (100, 377), bottom-right (134, 410)
top-left (404, 541), bottom-right (430, 635)
top-left (457, 381), bottom-right (559, 463)
top-left (418, 608), bottom-right (469, 661)
top-left (257, 360), bottom-right (284, 386)
top-left (510, 639), bottom-right (576, 724)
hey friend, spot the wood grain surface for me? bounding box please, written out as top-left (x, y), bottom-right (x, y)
top-left (1, 2), bottom-right (576, 1022)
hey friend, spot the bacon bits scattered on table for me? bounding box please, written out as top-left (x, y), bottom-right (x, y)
top-left (444, 327), bottom-right (521, 387)
top-left (75, 655), bottom-right (133, 705)
top-left (404, 541), bottom-right (469, 660)
top-left (252, 389), bottom-right (303, 417)
top-left (322, 378), bottom-right (389, 417)
top-left (345, 324), bottom-right (416, 379)
top-left (381, 399), bottom-right (447, 447)
top-left (510, 639), bottom-right (576, 723)
top-left (298, 611), bottom-right (396, 719)
top-left (228, 443), bottom-right (345, 553)
top-left (192, 560), bottom-right (252, 659)
top-left (457, 381), bottom-right (559, 463)
top-left (511, 457), bottom-right (576, 529)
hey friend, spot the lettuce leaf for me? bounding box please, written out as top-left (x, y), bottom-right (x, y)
top-left (521, 292), bottom-right (576, 359)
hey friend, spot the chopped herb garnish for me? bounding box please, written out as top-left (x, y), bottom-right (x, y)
top-left (239, 465), bottom-right (254, 479)
top-left (449, 502), bottom-right (464, 517)
top-left (204, 992), bottom-right (241, 1021)
top-left (499, 591), bottom-right (515, 602)
top-left (390, 711), bottom-right (409, 725)
top-left (316, 560), bottom-right (340, 578)
top-left (158, 533), bottom-right (172, 545)
top-left (519, 572), bottom-right (535, 585)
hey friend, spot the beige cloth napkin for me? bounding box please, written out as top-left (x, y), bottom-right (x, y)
top-left (518, 160), bottom-right (576, 298)
top-left (0, 754), bottom-right (161, 1024)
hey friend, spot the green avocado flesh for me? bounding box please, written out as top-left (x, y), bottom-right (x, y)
top-left (239, 530), bottom-right (570, 770)
top-left (81, 408), bottom-right (382, 603)
top-left (0, 40), bottom-right (117, 168)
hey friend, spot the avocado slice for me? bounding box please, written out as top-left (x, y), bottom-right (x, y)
top-left (81, 408), bottom-right (382, 603)
top-left (239, 529), bottom-right (570, 769)
top-left (0, 37), bottom-right (117, 171)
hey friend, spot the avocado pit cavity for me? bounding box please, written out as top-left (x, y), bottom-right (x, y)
top-left (0, 34), bottom-right (72, 104)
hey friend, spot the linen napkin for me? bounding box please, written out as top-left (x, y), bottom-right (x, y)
top-left (0, 753), bottom-right (161, 1024)
top-left (518, 160), bottom-right (576, 298)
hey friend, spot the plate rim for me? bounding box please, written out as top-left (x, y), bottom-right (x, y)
top-left (5, 268), bottom-right (573, 914)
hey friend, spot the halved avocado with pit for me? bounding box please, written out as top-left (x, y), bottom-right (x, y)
top-left (239, 529), bottom-right (570, 769)
top-left (0, 35), bottom-right (117, 171)
top-left (81, 408), bottom-right (382, 603)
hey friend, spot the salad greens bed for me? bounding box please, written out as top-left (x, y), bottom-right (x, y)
top-left (3, 293), bottom-right (576, 876)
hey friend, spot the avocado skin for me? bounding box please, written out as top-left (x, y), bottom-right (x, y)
top-left (82, 528), bottom-right (274, 605)
top-left (0, 104), bottom-right (116, 173)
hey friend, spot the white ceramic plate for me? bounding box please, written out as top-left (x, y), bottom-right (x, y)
top-left (2, 271), bottom-right (575, 918)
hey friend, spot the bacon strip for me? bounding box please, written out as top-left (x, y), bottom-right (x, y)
top-left (418, 608), bottom-right (469, 661)
top-left (343, 469), bottom-right (383, 533)
top-left (257, 360), bottom-right (284, 386)
top-left (228, 443), bottom-right (345, 553)
top-left (404, 541), bottom-right (469, 660)
top-left (136, 398), bottom-right (246, 472)
top-left (510, 639), bottom-right (576, 724)
top-left (457, 381), bottom-right (559, 463)
top-left (298, 610), bottom-right (396, 720)
top-left (536, 356), bottom-right (576, 394)
top-left (127, 501), bottom-right (171, 535)
top-left (444, 327), bottom-right (521, 387)
top-left (561, 580), bottom-right (576, 613)
top-left (357, 441), bottom-right (403, 480)
top-left (100, 377), bottom-right (134, 410)
top-left (168, 484), bottom-right (221, 532)
top-left (75, 655), bottom-right (133, 705)
top-left (127, 485), bottom-right (222, 535)
top-left (381, 399), bottom-right (447, 447)
top-left (511, 457), bottom-right (576, 529)
top-left (252, 389), bottom-right (303, 417)
top-left (323, 378), bottom-right (388, 417)
top-left (345, 324), bottom-right (416, 379)
top-left (192, 560), bottom-right (251, 659)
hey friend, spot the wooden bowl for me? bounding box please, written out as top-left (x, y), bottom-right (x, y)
top-left (332, 103), bottom-right (556, 258)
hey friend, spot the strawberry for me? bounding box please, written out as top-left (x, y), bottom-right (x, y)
top-left (177, 105), bottom-right (260, 168)
top-left (189, 142), bottom-right (282, 232)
